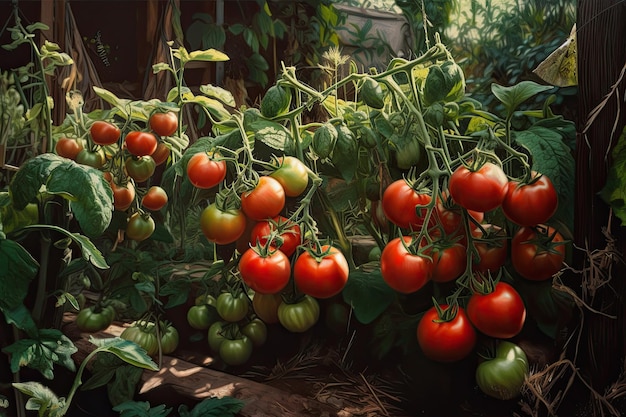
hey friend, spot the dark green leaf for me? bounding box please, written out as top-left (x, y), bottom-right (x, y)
top-left (160, 278), bottom-right (192, 308)
top-left (599, 126), bottom-right (626, 225)
top-left (0, 238), bottom-right (38, 312)
top-left (178, 396), bottom-right (245, 417)
top-left (491, 81), bottom-right (553, 117)
top-left (342, 267), bottom-right (396, 324)
top-left (2, 304), bottom-right (38, 336)
top-left (9, 153), bottom-right (65, 209)
top-left (108, 365), bottom-right (144, 407)
top-left (113, 400), bottom-right (172, 417)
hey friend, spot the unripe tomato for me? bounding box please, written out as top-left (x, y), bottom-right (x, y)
top-left (270, 156), bottom-right (309, 197)
top-left (90, 121), bottom-right (120, 145)
top-left (125, 156), bottom-right (156, 182)
top-left (149, 111), bottom-right (178, 137)
top-left (200, 203), bottom-right (247, 245)
top-left (187, 304), bottom-right (214, 330)
top-left (278, 295), bottom-right (320, 333)
top-left (126, 212), bottom-right (155, 241)
top-left (75, 149), bottom-right (106, 169)
top-left (219, 336), bottom-right (253, 366)
top-left (75, 305), bottom-right (115, 333)
top-left (216, 292), bottom-right (249, 323)
top-left (125, 131), bottom-right (158, 157)
top-left (242, 318), bottom-right (268, 347)
top-left (252, 292), bottom-right (282, 324)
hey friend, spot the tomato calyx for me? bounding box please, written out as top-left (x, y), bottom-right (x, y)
top-left (517, 224), bottom-right (568, 255)
top-left (468, 271), bottom-right (501, 296)
top-left (430, 297), bottom-right (460, 323)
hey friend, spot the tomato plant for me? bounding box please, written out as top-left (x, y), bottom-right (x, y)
top-left (90, 120), bottom-right (120, 145)
top-left (125, 155), bottom-right (156, 182)
top-left (216, 292), bottom-right (249, 322)
top-left (278, 295), bottom-right (320, 333)
top-left (417, 304), bottom-right (476, 362)
top-left (270, 156), bottom-right (309, 197)
top-left (381, 179), bottom-right (432, 230)
top-left (293, 245), bottom-right (349, 299)
top-left (502, 173), bottom-right (558, 227)
top-left (476, 341), bottom-right (529, 400)
top-left (380, 236), bottom-right (432, 294)
top-left (208, 321), bottom-right (228, 352)
top-left (141, 186), bottom-right (168, 211)
top-left (200, 203), bottom-right (247, 245)
top-left (252, 292), bottom-right (282, 324)
top-left (448, 162), bottom-right (509, 212)
top-left (149, 111), bottom-right (178, 137)
top-left (511, 225), bottom-right (566, 281)
top-left (186, 151), bottom-right (227, 189)
top-left (434, 195), bottom-right (484, 236)
top-left (120, 321), bottom-right (159, 356)
top-left (159, 321), bottom-right (179, 354)
top-left (111, 181), bottom-right (135, 212)
top-left (467, 281), bottom-right (526, 339)
top-left (248, 216), bottom-right (302, 257)
top-left (239, 246), bottom-right (291, 294)
top-left (240, 176), bottom-right (286, 221)
top-left (75, 305), bottom-right (115, 333)
top-left (126, 212), bottom-right (155, 241)
top-left (55, 137), bottom-right (83, 160)
top-left (125, 131), bottom-right (158, 157)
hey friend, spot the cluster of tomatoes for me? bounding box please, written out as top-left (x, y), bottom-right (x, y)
top-left (55, 111), bottom-right (178, 242)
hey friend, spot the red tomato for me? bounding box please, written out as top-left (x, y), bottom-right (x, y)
top-left (293, 245), bottom-right (350, 299)
top-left (90, 121), bottom-right (120, 146)
top-left (381, 179), bottom-right (432, 230)
top-left (186, 151), bottom-right (227, 189)
top-left (200, 203), bottom-right (247, 245)
top-left (471, 224), bottom-right (508, 273)
top-left (125, 131), bottom-right (158, 157)
top-left (241, 176), bottom-right (286, 221)
top-left (150, 142), bottom-right (171, 166)
top-left (249, 216), bottom-right (302, 257)
top-left (111, 182), bottom-right (135, 211)
top-left (511, 225), bottom-right (565, 281)
top-left (270, 156), bottom-right (309, 197)
top-left (55, 138), bottom-right (83, 160)
top-left (429, 241), bottom-right (467, 283)
top-left (380, 236), bottom-right (432, 294)
top-left (239, 247), bottom-right (291, 294)
top-left (467, 281), bottom-right (526, 339)
top-left (141, 186), bottom-right (168, 211)
top-left (149, 111), bottom-right (178, 137)
top-left (417, 305), bottom-right (477, 362)
top-left (502, 173), bottom-right (558, 227)
top-left (448, 162), bottom-right (508, 212)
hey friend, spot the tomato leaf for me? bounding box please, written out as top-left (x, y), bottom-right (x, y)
top-left (3, 329), bottom-right (77, 379)
top-left (491, 81), bottom-right (553, 116)
top-left (12, 382), bottom-right (65, 416)
top-left (342, 267), bottom-right (396, 324)
top-left (160, 278), bottom-right (192, 308)
top-left (113, 401), bottom-right (172, 417)
top-left (178, 396), bottom-right (245, 417)
top-left (514, 125), bottom-right (575, 230)
top-left (107, 365), bottom-right (144, 407)
top-left (251, 120), bottom-right (293, 152)
top-left (199, 84), bottom-right (236, 108)
top-left (599, 126), bottom-right (626, 225)
top-left (0, 238), bottom-right (38, 311)
top-left (89, 337), bottom-right (159, 371)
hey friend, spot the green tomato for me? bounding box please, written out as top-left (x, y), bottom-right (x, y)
top-left (121, 321), bottom-right (159, 356)
top-left (241, 318), bottom-right (268, 347)
top-left (208, 321), bottom-right (228, 352)
top-left (187, 304), bottom-right (216, 330)
top-left (159, 322), bottom-right (179, 354)
top-left (75, 148), bottom-right (106, 169)
top-left (75, 305), bottom-right (115, 333)
top-left (216, 292), bottom-right (249, 323)
top-left (125, 155), bottom-right (156, 182)
top-left (277, 295), bottom-right (320, 333)
top-left (219, 336), bottom-right (253, 366)
top-left (476, 341), bottom-right (529, 400)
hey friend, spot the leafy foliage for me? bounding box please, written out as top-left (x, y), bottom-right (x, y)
top-left (600, 126), bottom-right (626, 225)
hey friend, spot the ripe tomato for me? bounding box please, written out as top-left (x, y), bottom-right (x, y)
top-left (241, 176), bottom-right (286, 221)
top-left (248, 216), bottom-right (301, 257)
top-left (417, 305), bottom-right (476, 362)
top-left (125, 131), bottom-right (158, 157)
top-left (90, 121), bottom-right (120, 146)
top-left (126, 212), bottom-right (155, 241)
top-left (125, 155), bottom-right (156, 182)
top-left (141, 186), bottom-right (168, 211)
top-left (278, 295), bottom-right (320, 333)
top-left (200, 203), bottom-right (247, 245)
top-left (476, 341), bottom-right (529, 400)
top-left (380, 236), bottom-right (432, 294)
top-left (186, 151), bottom-right (227, 189)
top-left (502, 173), bottom-right (558, 227)
top-left (216, 292), bottom-right (249, 322)
top-left (111, 182), bottom-right (135, 211)
top-left (471, 224), bottom-right (508, 273)
top-left (149, 111), bottom-right (178, 137)
top-left (252, 292), bottom-right (282, 324)
top-left (293, 245), bottom-right (349, 299)
top-left (434, 195), bottom-right (483, 236)
top-left (75, 149), bottom-right (106, 169)
top-left (270, 156), bottom-right (309, 197)
top-left (467, 281), bottom-right (526, 339)
top-left (381, 179), bottom-right (432, 230)
top-left (429, 241), bottom-right (467, 283)
top-left (150, 142), bottom-right (171, 166)
top-left (239, 247), bottom-right (291, 294)
top-left (448, 162), bottom-right (508, 212)
top-left (55, 138), bottom-right (83, 160)
top-left (511, 225), bottom-right (566, 281)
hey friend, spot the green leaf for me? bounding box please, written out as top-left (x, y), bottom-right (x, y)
top-left (600, 127), bottom-right (626, 225)
top-left (93, 86), bottom-right (129, 114)
top-left (2, 330), bottom-right (77, 379)
top-left (89, 337), bottom-right (159, 371)
top-left (114, 400), bottom-right (172, 417)
top-left (251, 120), bottom-right (292, 152)
top-left (82, 352), bottom-right (120, 391)
top-left (12, 382), bottom-right (65, 417)
top-left (228, 23), bottom-right (245, 36)
top-left (514, 125), bottom-right (575, 230)
top-left (26, 22), bottom-right (50, 32)
top-left (185, 95), bottom-right (231, 121)
top-left (178, 396), bottom-right (245, 417)
top-left (0, 238), bottom-right (38, 313)
top-left (160, 278), bottom-right (192, 308)
top-left (514, 279), bottom-right (574, 339)
top-left (108, 365), bottom-right (144, 407)
top-left (152, 62), bottom-right (171, 74)
top-left (9, 153), bottom-right (64, 209)
top-left (491, 81), bottom-right (554, 117)
top-left (330, 125), bottom-right (358, 182)
top-left (342, 267), bottom-right (396, 324)
top-left (199, 84), bottom-right (236, 108)
top-left (2, 304), bottom-right (38, 336)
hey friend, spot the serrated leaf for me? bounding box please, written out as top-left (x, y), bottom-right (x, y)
top-left (342, 268), bottom-right (396, 324)
top-left (89, 337), bottom-right (159, 371)
top-left (108, 365), bottom-right (144, 407)
top-left (492, 81), bottom-right (554, 116)
top-left (160, 278), bottom-right (192, 308)
top-left (180, 396), bottom-right (245, 417)
top-left (514, 125), bottom-right (575, 230)
top-left (600, 126), bottom-right (626, 225)
top-left (185, 95), bottom-right (231, 121)
top-left (114, 401), bottom-right (172, 417)
top-left (199, 84), bottom-right (236, 108)
top-left (12, 382), bottom-right (65, 416)
top-left (251, 120), bottom-right (292, 151)
top-left (0, 239), bottom-right (38, 312)
top-left (188, 49), bottom-right (229, 62)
